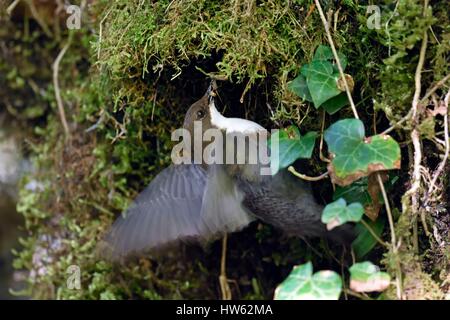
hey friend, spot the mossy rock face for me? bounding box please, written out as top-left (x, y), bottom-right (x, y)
top-left (1, 0), bottom-right (449, 299)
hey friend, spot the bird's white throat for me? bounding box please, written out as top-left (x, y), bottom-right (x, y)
top-left (209, 100), bottom-right (264, 133)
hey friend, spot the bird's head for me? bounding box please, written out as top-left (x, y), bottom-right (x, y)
top-left (183, 80), bottom-right (219, 136)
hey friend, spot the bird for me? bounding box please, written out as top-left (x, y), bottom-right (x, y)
top-left (102, 81), bottom-right (353, 261)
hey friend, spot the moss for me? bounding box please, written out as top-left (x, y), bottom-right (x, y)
top-left (372, 1), bottom-right (439, 124)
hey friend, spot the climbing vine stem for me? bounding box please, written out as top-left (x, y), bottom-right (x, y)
top-left (288, 166), bottom-right (328, 181)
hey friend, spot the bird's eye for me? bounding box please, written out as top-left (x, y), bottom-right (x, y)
top-left (196, 109), bottom-right (205, 119)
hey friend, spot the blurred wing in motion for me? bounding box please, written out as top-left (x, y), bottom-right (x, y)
top-left (103, 164), bottom-right (207, 260)
top-left (200, 164), bottom-right (255, 235)
top-left (102, 164), bottom-right (254, 261)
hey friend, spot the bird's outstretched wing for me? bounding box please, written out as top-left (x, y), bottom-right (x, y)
top-left (102, 164), bottom-right (253, 261)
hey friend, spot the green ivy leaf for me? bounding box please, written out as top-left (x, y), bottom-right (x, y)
top-left (333, 178), bottom-right (372, 204)
top-left (333, 52), bottom-right (348, 72)
top-left (274, 262), bottom-right (342, 300)
top-left (300, 63), bottom-right (311, 77)
top-left (270, 126), bottom-right (317, 175)
top-left (333, 176), bottom-right (381, 220)
top-left (321, 198), bottom-right (364, 230)
top-left (321, 93), bottom-right (349, 114)
top-left (352, 217), bottom-right (386, 259)
top-left (290, 46), bottom-right (348, 112)
top-left (349, 261), bottom-right (391, 292)
top-left (313, 45), bottom-right (334, 61)
top-left (305, 60), bottom-right (341, 108)
top-left (324, 119), bottom-right (401, 186)
top-left (288, 74), bottom-right (312, 102)
top-left (313, 45), bottom-right (348, 70)
top-left (334, 174), bottom-right (398, 222)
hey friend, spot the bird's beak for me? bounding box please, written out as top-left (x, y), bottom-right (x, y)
top-left (206, 79), bottom-right (218, 104)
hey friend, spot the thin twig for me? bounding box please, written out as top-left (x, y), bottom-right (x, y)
top-left (377, 173), bottom-right (402, 299)
top-left (381, 110), bottom-right (413, 135)
top-left (319, 110), bottom-right (331, 163)
top-left (426, 89), bottom-right (450, 200)
top-left (6, 0), bottom-right (21, 15)
top-left (403, 9), bottom-right (429, 212)
top-left (377, 175), bottom-right (396, 248)
top-left (288, 166), bottom-right (329, 181)
top-left (344, 289), bottom-right (372, 300)
top-left (420, 73), bottom-right (450, 103)
top-left (97, 8), bottom-right (112, 61)
top-left (360, 219), bottom-right (389, 248)
top-left (52, 40), bottom-right (72, 139)
top-left (405, 128), bottom-right (423, 204)
top-left (25, 0), bottom-right (52, 37)
top-left (412, 36), bottom-right (428, 119)
top-left (219, 234), bottom-right (232, 300)
top-left (313, 0), bottom-right (359, 119)
top-left (165, 0), bottom-right (176, 13)
top-left (381, 73), bottom-right (449, 135)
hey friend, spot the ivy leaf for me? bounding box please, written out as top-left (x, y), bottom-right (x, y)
top-left (313, 45), bottom-right (348, 71)
top-left (333, 176), bottom-right (382, 221)
top-left (291, 46), bottom-right (348, 111)
top-left (349, 262), bottom-right (391, 292)
top-left (352, 217), bottom-right (386, 259)
top-left (334, 174), bottom-right (398, 222)
top-left (288, 74), bottom-right (312, 102)
top-left (270, 126), bottom-right (317, 175)
top-left (321, 198), bottom-right (364, 230)
top-left (305, 60), bottom-right (341, 108)
top-left (333, 177), bottom-right (372, 204)
top-left (332, 52), bottom-right (348, 72)
top-left (274, 262), bottom-right (342, 300)
top-left (300, 63), bottom-right (311, 77)
top-left (321, 93), bottom-right (349, 114)
top-left (313, 45), bottom-right (334, 61)
top-left (324, 119), bottom-right (401, 186)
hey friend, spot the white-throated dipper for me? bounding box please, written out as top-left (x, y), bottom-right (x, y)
top-left (103, 81), bottom-right (353, 260)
